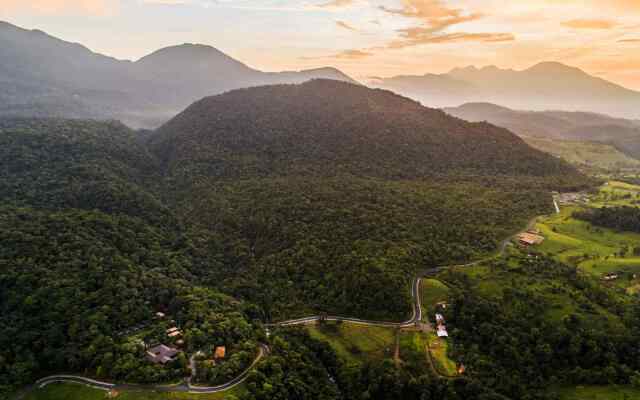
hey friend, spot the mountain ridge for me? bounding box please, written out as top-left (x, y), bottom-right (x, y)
top-left (0, 21), bottom-right (357, 128)
top-left (374, 62), bottom-right (640, 119)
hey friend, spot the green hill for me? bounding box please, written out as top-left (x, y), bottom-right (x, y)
top-left (0, 81), bottom-right (596, 398)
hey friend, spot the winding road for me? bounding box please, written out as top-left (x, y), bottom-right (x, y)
top-left (24, 216), bottom-right (537, 397)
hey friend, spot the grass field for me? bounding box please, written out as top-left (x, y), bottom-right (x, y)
top-left (555, 385), bottom-right (640, 399)
top-left (306, 321), bottom-right (395, 366)
top-left (426, 334), bottom-right (457, 377)
top-left (419, 279), bottom-right (450, 322)
top-left (592, 181), bottom-right (640, 208)
top-left (22, 382), bottom-right (244, 400)
top-left (536, 199), bottom-right (640, 285)
top-left (398, 330), bottom-right (429, 371)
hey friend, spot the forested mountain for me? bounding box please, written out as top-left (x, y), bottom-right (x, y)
top-left (373, 62), bottom-right (640, 119)
top-left (444, 103), bottom-right (640, 160)
top-left (0, 21), bottom-right (355, 129)
top-left (0, 81), bottom-right (594, 398)
top-left (150, 80), bottom-right (592, 320)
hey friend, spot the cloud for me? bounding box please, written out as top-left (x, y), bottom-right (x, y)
top-left (618, 38), bottom-right (640, 43)
top-left (389, 32), bottom-right (514, 48)
top-left (301, 49), bottom-right (373, 60)
top-left (335, 20), bottom-right (358, 31)
top-left (332, 49), bottom-right (373, 59)
top-left (562, 19), bottom-right (617, 29)
top-left (1, 0), bottom-right (116, 15)
top-left (379, 0), bottom-right (512, 49)
top-left (318, 0), bottom-right (355, 8)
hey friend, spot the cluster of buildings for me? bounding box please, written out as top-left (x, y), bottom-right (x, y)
top-left (555, 192), bottom-right (590, 206)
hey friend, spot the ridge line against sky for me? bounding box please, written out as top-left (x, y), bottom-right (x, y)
top-left (1, 0), bottom-right (639, 90)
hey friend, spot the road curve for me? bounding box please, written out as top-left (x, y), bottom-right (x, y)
top-left (31, 344), bottom-right (269, 396)
top-left (25, 215), bottom-right (536, 397)
top-left (271, 277), bottom-right (423, 328)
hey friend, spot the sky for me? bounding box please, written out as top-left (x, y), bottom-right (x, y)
top-left (2, 0), bottom-right (639, 90)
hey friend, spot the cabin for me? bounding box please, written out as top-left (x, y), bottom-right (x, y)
top-left (146, 344), bottom-right (179, 365)
top-left (517, 232), bottom-right (545, 246)
top-left (167, 327), bottom-right (182, 338)
top-left (214, 346), bottom-right (226, 359)
top-left (435, 313), bottom-right (445, 324)
top-left (436, 324), bottom-right (449, 338)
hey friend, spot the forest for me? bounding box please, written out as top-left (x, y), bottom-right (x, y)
top-left (0, 80), bottom-right (605, 399)
top-left (574, 206), bottom-right (640, 233)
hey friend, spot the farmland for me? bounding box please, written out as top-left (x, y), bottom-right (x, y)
top-left (305, 322), bottom-right (395, 366)
top-left (535, 182), bottom-right (640, 290)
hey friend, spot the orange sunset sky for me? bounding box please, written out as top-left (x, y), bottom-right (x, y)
top-left (2, 0), bottom-right (639, 90)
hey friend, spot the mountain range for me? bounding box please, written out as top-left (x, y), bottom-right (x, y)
top-left (444, 102), bottom-right (640, 159)
top-left (373, 63), bottom-right (640, 120)
top-left (0, 21), bottom-right (355, 128)
top-left (3, 21), bottom-right (640, 128)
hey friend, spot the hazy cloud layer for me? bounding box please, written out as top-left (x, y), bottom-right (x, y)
top-left (1, 0), bottom-right (116, 15)
top-left (562, 19), bottom-right (617, 29)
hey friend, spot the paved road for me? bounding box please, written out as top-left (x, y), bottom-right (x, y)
top-left (25, 215), bottom-right (536, 397)
top-left (31, 344), bottom-right (269, 396)
top-left (271, 277), bottom-right (423, 328)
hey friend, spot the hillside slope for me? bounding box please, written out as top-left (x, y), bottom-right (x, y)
top-left (444, 103), bottom-right (640, 160)
top-left (153, 80), bottom-right (581, 182)
top-left (151, 80), bottom-right (592, 320)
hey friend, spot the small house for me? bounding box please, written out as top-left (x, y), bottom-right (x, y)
top-left (436, 324), bottom-right (448, 338)
top-left (147, 344), bottom-right (179, 365)
top-left (517, 232), bottom-right (545, 246)
top-left (167, 327), bottom-right (182, 338)
top-left (214, 346), bottom-right (226, 359)
top-left (435, 313), bottom-right (445, 323)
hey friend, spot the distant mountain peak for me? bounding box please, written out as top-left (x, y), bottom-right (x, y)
top-left (526, 61), bottom-right (585, 75)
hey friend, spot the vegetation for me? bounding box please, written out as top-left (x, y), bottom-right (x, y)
top-left (427, 334), bottom-right (458, 377)
top-left (574, 206), bottom-right (640, 234)
top-left (437, 253), bottom-right (640, 399)
top-left (23, 382), bottom-right (245, 400)
top-left (555, 385), bottom-right (640, 400)
top-left (306, 322), bottom-right (395, 366)
top-left (0, 80), bottom-right (599, 399)
top-left (523, 137), bottom-right (640, 179)
top-left (420, 279), bottom-right (451, 321)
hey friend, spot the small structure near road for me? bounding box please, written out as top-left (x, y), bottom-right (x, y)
top-left (214, 346), bottom-right (226, 359)
top-left (517, 232), bottom-right (545, 247)
top-left (435, 313), bottom-right (449, 337)
top-left (147, 344), bottom-right (179, 365)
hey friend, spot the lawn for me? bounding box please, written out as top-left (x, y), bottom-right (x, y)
top-left (306, 321), bottom-right (395, 365)
top-left (22, 382), bottom-right (245, 400)
top-left (419, 279), bottom-right (451, 322)
top-left (426, 333), bottom-right (457, 377)
top-left (398, 330), bottom-right (429, 372)
top-left (555, 385), bottom-right (640, 399)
